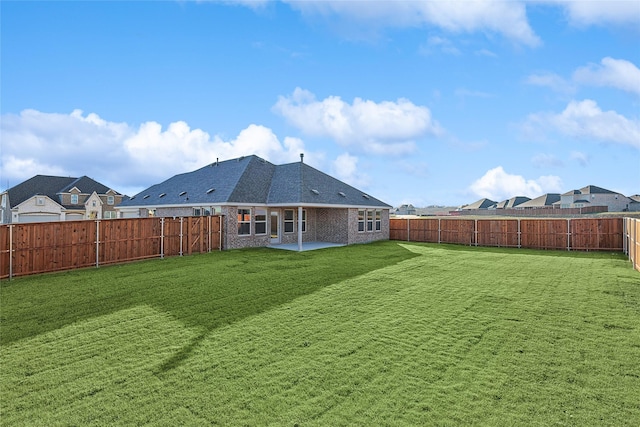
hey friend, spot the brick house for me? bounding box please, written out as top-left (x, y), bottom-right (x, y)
top-left (0, 175), bottom-right (125, 223)
top-left (116, 155), bottom-right (391, 250)
top-left (558, 185), bottom-right (635, 212)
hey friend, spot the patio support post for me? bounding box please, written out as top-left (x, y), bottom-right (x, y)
top-left (298, 206), bottom-right (303, 251)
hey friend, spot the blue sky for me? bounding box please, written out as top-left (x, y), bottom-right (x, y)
top-left (1, 0), bottom-right (639, 207)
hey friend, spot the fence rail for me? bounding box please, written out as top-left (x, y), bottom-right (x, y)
top-left (390, 217), bottom-right (624, 251)
top-left (1, 216), bottom-right (222, 279)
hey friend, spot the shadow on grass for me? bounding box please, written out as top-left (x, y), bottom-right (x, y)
top-left (399, 241), bottom-right (629, 260)
top-left (1, 241), bottom-right (418, 351)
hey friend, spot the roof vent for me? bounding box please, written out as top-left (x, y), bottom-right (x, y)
top-left (179, 191), bottom-right (187, 196)
top-left (143, 195), bottom-right (150, 199)
top-left (311, 189), bottom-right (319, 195)
top-left (159, 193), bottom-right (166, 198)
top-left (206, 188), bottom-right (215, 194)
top-left (130, 196), bottom-right (136, 200)
top-left (338, 191), bottom-right (346, 197)
top-left (362, 194), bottom-right (370, 200)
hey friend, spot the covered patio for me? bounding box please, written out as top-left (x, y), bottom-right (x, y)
top-left (269, 242), bottom-right (345, 252)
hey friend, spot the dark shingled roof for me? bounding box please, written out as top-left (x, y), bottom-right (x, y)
top-left (119, 155), bottom-right (390, 208)
top-left (5, 175), bottom-right (120, 208)
top-left (517, 193), bottom-right (561, 208)
top-left (563, 185), bottom-right (617, 196)
top-left (496, 196), bottom-right (531, 209)
top-left (462, 198), bottom-right (497, 210)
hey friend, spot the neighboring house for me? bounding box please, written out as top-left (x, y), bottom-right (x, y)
top-left (559, 185), bottom-right (633, 212)
top-left (116, 155), bottom-right (391, 250)
top-left (394, 204), bottom-right (417, 216)
top-left (495, 196), bottom-right (530, 209)
top-left (629, 195), bottom-right (640, 212)
top-left (461, 198), bottom-right (497, 210)
top-left (516, 193), bottom-right (561, 209)
top-left (0, 175), bottom-right (125, 224)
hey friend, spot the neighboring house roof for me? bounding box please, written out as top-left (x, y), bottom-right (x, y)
top-left (518, 193), bottom-right (561, 208)
top-left (462, 198), bottom-right (497, 210)
top-left (119, 155), bottom-right (391, 209)
top-left (579, 185), bottom-right (617, 194)
top-left (5, 175), bottom-right (122, 209)
top-left (496, 196), bottom-right (531, 209)
top-left (562, 185), bottom-right (617, 196)
top-left (6, 175), bottom-right (76, 208)
top-left (630, 195), bottom-right (640, 203)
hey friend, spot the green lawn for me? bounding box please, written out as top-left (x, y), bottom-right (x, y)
top-left (1, 242), bottom-right (639, 426)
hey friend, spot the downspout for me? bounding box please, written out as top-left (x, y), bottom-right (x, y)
top-left (298, 153), bottom-right (304, 252)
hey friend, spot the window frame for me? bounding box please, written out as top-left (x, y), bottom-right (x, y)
top-left (238, 208), bottom-right (251, 235)
top-left (375, 210), bottom-right (382, 231)
top-left (107, 195), bottom-right (115, 205)
top-left (358, 209), bottom-right (365, 232)
top-left (284, 209), bottom-right (295, 233)
top-left (255, 209), bottom-right (267, 235)
top-left (367, 210), bottom-right (374, 231)
top-left (301, 209), bottom-right (307, 233)
top-left (70, 194), bottom-right (79, 204)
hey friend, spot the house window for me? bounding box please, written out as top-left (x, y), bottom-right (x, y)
top-left (255, 209), bottom-right (267, 235)
top-left (375, 210), bottom-right (381, 231)
top-left (107, 195), bottom-right (115, 205)
top-left (358, 209), bottom-right (365, 232)
top-left (301, 209), bottom-right (307, 232)
top-left (193, 208), bottom-right (201, 216)
top-left (367, 210), bottom-right (374, 231)
top-left (36, 197), bottom-right (45, 206)
top-left (71, 194), bottom-right (78, 204)
top-left (104, 211), bottom-right (117, 219)
top-left (238, 208), bottom-right (251, 235)
top-left (284, 209), bottom-right (294, 233)
top-left (92, 201), bottom-right (97, 207)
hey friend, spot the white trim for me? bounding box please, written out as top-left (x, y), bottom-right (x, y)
top-left (117, 202), bottom-right (390, 210)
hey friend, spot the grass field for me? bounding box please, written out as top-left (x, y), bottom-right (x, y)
top-left (1, 241), bottom-right (639, 426)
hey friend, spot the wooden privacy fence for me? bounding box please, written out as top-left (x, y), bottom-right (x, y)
top-left (625, 218), bottom-right (640, 273)
top-left (390, 217), bottom-right (624, 251)
top-left (0, 216), bottom-right (222, 279)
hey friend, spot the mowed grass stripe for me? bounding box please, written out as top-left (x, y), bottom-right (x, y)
top-left (1, 242), bottom-right (639, 425)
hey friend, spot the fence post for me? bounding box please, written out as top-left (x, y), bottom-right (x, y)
top-left (407, 218), bottom-right (410, 242)
top-left (179, 217), bottom-right (184, 256)
top-left (567, 218), bottom-right (571, 251)
top-left (623, 218), bottom-right (627, 255)
top-left (219, 215), bottom-right (223, 251)
top-left (95, 220), bottom-right (100, 268)
top-left (438, 218), bottom-right (441, 244)
top-left (474, 219), bottom-right (478, 247)
top-left (517, 219), bottom-right (521, 248)
top-left (208, 215), bottom-right (212, 253)
top-left (9, 224), bottom-right (13, 280)
top-left (160, 217), bottom-right (165, 259)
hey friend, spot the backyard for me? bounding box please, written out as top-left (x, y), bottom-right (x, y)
top-left (1, 241), bottom-right (639, 425)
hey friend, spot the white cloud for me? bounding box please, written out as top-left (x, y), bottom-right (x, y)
top-left (0, 109), bottom-right (313, 195)
top-left (330, 153), bottom-right (370, 188)
top-left (551, 0), bottom-right (640, 27)
top-left (570, 150), bottom-right (590, 166)
top-left (282, 0), bottom-right (541, 46)
top-left (523, 99), bottom-right (640, 148)
top-left (469, 166), bottom-right (562, 200)
top-left (573, 57), bottom-right (640, 96)
top-left (273, 87), bottom-right (442, 155)
top-left (419, 36), bottom-right (461, 55)
top-left (525, 72), bottom-right (576, 94)
top-left (531, 153), bottom-right (564, 168)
